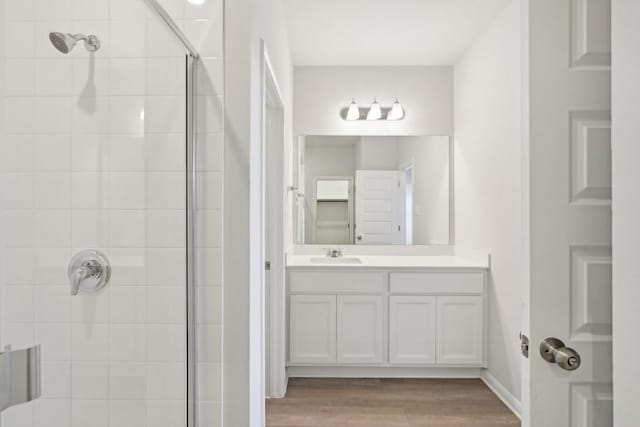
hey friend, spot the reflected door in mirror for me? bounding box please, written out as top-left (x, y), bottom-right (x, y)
top-left (355, 170), bottom-right (403, 244)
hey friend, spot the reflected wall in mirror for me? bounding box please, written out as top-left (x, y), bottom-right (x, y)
top-left (295, 135), bottom-right (450, 245)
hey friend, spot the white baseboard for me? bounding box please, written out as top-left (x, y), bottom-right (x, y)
top-left (481, 370), bottom-right (521, 419)
top-left (265, 372), bottom-right (289, 399)
top-left (288, 366), bottom-right (483, 378)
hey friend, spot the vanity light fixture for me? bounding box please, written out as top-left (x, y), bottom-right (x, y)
top-left (346, 99), bottom-right (360, 121)
top-left (387, 99), bottom-right (405, 121)
top-left (367, 98), bottom-right (383, 121)
top-left (340, 98), bottom-right (405, 121)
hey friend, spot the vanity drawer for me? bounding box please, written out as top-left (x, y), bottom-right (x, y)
top-left (290, 271), bottom-right (386, 293)
top-left (389, 272), bottom-right (484, 295)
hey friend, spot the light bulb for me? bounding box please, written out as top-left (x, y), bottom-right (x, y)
top-left (367, 99), bottom-right (382, 121)
top-left (346, 99), bottom-right (360, 121)
top-left (187, 0), bottom-right (206, 5)
top-left (387, 99), bottom-right (405, 121)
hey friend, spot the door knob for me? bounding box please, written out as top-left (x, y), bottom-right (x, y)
top-left (357, 235), bottom-right (362, 241)
top-left (68, 250), bottom-right (111, 296)
top-left (539, 337), bottom-right (581, 371)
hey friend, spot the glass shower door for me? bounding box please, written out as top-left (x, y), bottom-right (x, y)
top-left (0, 1), bottom-right (191, 426)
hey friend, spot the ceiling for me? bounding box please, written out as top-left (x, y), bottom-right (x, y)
top-left (282, 0), bottom-right (512, 66)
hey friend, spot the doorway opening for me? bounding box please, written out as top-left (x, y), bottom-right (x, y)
top-left (261, 43), bottom-right (287, 404)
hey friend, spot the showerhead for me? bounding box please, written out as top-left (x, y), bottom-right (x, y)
top-left (49, 32), bottom-right (75, 54)
top-left (49, 32), bottom-right (101, 54)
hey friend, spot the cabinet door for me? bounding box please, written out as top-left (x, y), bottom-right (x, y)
top-left (389, 296), bottom-right (437, 364)
top-left (289, 295), bottom-right (336, 364)
top-left (436, 296), bottom-right (484, 365)
top-left (336, 295), bottom-right (384, 363)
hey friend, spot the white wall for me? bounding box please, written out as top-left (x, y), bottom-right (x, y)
top-left (306, 137), bottom-right (358, 178)
top-left (223, 0), bottom-right (252, 424)
top-left (224, 0), bottom-right (294, 424)
top-left (398, 136), bottom-right (450, 245)
top-left (612, 1), bottom-right (640, 424)
top-left (253, 0), bottom-right (296, 251)
top-left (454, 0), bottom-right (522, 407)
top-left (0, 0), bottom-right (4, 372)
top-left (357, 137), bottom-right (398, 170)
top-left (294, 66), bottom-right (453, 137)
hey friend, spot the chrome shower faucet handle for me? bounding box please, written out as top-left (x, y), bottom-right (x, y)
top-left (68, 250), bottom-right (111, 296)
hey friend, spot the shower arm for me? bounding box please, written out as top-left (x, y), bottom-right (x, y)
top-left (72, 34), bottom-right (100, 49)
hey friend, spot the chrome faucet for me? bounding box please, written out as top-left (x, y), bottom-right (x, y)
top-left (326, 248), bottom-right (343, 258)
top-left (68, 250), bottom-right (111, 296)
top-left (69, 261), bottom-right (101, 296)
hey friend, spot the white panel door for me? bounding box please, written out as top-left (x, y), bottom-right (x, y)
top-left (336, 295), bottom-right (384, 363)
top-left (436, 296), bottom-right (484, 365)
top-left (389, 296), bottom-right (437, 365)
top-left (354, 170), bottom-right (402, 244)
top-left (289, 295), bottom-right (336, 364)
top-left (527, 1), bottom-right (612, 426)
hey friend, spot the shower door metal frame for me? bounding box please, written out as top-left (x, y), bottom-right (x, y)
top-left (145, 0), bottom-right (200, 57)
top-left (186, 53), bottom-right (199, 427)
top-left (144, 1), bottom-right (201, 426)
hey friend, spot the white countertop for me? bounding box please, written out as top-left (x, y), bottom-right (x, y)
top-left (286, 254), bottom-right (490, 270)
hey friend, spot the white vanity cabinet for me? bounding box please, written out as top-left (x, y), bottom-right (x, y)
top-left (389, 295), bottom-right (437, 364)
top-left (337, 295), bottom-right (384, 363)
top-left (436, 296), bottom-right (484, 365)
top-left (287, 268), bottom-right (487, 374)
top-left (290, 294), bottom-right (385, 365)
top-left (289, 294), bottom-right (336, 364)
top-left (389, 272), bottom-right (485, 366)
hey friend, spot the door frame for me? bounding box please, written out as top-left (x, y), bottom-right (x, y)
top-left (260, 41), bottom-right (288, 401)
top-left (293, 135), bottom-right (306, 244)
top-left (398, 160), bottom-right (414, 245)
top-left (611, 0), bottom-right (640, 424)
top-left (310, 176), bottom-right (354, 244)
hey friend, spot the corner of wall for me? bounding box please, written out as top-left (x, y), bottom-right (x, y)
top-left (224, 0), bottom-right (254, 424)
top-left (481, 370), bottom-right (522, 419)
top-left (0, 0), bottom-right (4, 353)
top-left (453, 0), bottom-right (524, 405)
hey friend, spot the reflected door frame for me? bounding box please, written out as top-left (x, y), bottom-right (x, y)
top-left (399, 160), bottom-right (415, 245)
top-left (311, 176), bottom-right (354, 245)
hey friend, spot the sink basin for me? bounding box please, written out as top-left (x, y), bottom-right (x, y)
top-left (310, 257), bottom-right (362, 265)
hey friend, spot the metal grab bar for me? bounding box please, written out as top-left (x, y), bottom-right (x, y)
top-left (0, 345), bottom-right (41, 413)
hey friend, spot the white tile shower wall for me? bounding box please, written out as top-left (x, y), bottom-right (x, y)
top-left (1, 0), bottom-right (223, 426)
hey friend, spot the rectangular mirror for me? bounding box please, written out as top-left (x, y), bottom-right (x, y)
top-left (294, 135), bottom-right (450, 245)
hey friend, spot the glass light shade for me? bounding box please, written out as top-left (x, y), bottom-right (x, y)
top-left (346, 100), bottom-right (360, 121)
top-left (367, 99), bottom-right (382, 121)
top-left (387, 100), bottom-right (405, 121)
